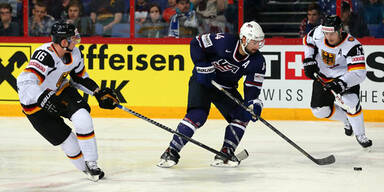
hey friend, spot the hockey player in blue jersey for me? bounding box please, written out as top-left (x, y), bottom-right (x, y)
top-left (157, 21), bottom-right (266, 168)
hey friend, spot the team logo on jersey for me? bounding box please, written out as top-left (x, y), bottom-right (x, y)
top-left (212, 59), bottom-right (240, 73)
top-left (321, 50), bottom-right (336, 66)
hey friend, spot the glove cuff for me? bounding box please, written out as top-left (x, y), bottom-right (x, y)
top-left (38, 90), bottom-right (56, 108)
top-left (303, 58), bottom-right (317, 67)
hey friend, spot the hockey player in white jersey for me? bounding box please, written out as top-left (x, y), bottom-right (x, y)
top-left (303, 15), bottom-right (372, 148)
top-left (17, 22), bottom-right (119, 181)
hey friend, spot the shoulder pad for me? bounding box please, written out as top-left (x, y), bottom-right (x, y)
top-left (347, 44), bottom-right (364, 57)
top-left (248, 53), bottom-right (266, 74)
top-left (308, 28), bottom-right (315, 38)
top-left (313, 27), bottom-right (324, 40)
top-left (31, 49), bottom-right (55, 68)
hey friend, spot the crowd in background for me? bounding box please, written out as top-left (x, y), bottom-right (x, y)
top-left (0, 0), bottom-right (383, 38)
top-left (299, 0), bottom-right (383, 38)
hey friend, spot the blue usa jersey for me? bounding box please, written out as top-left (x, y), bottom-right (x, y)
top-left (191, 33), bottom-right (266, 102)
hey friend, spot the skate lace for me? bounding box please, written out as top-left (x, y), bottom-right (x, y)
top-left (356, 135), bottom-right (369, 143)
top-left (344, 121), bottom-right (352, 129)
top-left (86, 161), bottom-right (99, 170)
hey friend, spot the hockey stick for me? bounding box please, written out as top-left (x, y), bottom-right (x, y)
top-left (211, 80), bottom-right (335, 166)
top-left (313, 73), bottom-right (356, 114)
top-left (116, 104), bottom-right (249, 162)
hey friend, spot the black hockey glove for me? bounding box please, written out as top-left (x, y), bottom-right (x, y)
top-left (303, 58), bottom-right (319, 80)
top-left (244, 99), bottom-right (263, 122)
top-left (325, 79), bottom-right (347, 94)
top-left (94, 88), bottom-right (119, 109)
top-left (195, 64), bottom-right (216, 88)
top-left (37, 90), bottom-right (61, 116)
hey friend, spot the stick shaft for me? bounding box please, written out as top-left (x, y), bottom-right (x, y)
top-left (116, 104), bottom-right (234, 160)
top-left (211, 80), bottom-right (334, 165)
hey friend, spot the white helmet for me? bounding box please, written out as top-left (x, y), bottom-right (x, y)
top-left (239, 21), bottom-right (265, 53)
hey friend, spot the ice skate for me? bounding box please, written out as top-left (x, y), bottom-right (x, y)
top-left (356, 134), bottom-right (372, 148)
top-left (157, 147), bottom-right (180, 168)
top-left (84, 161), bottom-right (105, 182)
top-left (344, 121), bottom-right (353, 136)
top-left (211, 147), bottom-right (239, 168)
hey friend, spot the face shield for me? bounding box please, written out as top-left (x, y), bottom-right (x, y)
top-left (67, 29), bottom-right (81, 44)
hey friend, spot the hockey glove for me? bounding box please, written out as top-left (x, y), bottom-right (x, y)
top-left (325, 78), bottom-right (347, 94)
top-left (244, 99), bottom-right (263, 122)
top-left (195, 65), bottom-right (216, 88)
top-left (37, 90), bottom-right (61, 116)
top-left (303, 58), bottom-right (319, 80)
top-left (94, 88), bottom-right (119, 109)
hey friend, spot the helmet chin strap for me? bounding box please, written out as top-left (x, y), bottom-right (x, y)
top-left (65, 47), bottom-right (73, 52)
top-left (58, 39), bottom-right (73, 52)
top-left (240, 40), bottom-right (250, 55)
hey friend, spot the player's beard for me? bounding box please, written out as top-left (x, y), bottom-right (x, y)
top-left (245, 47), bottom-right (257, 55)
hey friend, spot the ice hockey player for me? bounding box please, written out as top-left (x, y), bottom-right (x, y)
top-left (157, 21), bottom-right (266, 168)
top-left (17, 22), bottom-right (119, 181)
top-left (303, 15), bottom-right (372, 148)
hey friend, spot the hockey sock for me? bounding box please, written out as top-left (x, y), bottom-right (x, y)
top-left (60, 132), bottom-right (86, 171)
top-left (347, 107), bottom-right (365, 136)
top-left (340, 94), bottom-right (366, 136)
top-left (222, 120), bottom-right (247, 150)
top-left (71, 108), bottom-right (98, 161)
top-left (170, 109), bottom-right (208, 152)
top-left (329, 105), bottom-right (349, 125)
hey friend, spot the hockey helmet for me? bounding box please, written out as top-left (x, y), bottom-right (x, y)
top-left (321, 15), bottom-right (342, 33)
top-left (51, 22), bottom-right (80, 44)
top-left (239, 21), bottom-right (265, 50)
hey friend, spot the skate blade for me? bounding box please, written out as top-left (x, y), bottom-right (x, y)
top-left (84, 172), bottom-right (104, 182)
top-left (210, 159), bottom-right (239, 168)
top-left (157, 159), bottom-right (177, 168)
top-left (362, 146), bottom-right (373, 152)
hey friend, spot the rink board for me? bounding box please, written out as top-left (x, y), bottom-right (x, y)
top-left (0, 43), bottom-right (383, 121)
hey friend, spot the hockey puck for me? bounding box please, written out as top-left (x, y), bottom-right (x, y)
top-left (353, 167), bottom-right (362, 171)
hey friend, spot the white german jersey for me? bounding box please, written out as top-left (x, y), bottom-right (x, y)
top-left (303, 26), bottom-right (366, 88)
top-left (17, 43), bottom-right (96, 114)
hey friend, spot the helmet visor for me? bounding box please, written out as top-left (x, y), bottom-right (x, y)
top-left (68, 30), bottom-right (81, 44)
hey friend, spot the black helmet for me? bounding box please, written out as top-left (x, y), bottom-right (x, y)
top-left (322, 15), bottom-right (342, 32)
top-left (51, 22), bottom-right (76, 43)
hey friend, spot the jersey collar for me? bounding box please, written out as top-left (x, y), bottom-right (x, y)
top-left (233, 41), bottom-right (249, 62)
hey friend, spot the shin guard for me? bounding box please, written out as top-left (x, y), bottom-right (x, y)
top-left (170, 109), bottom-right (208, 152)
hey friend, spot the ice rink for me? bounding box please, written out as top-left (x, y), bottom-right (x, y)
top-left (0, 116), bottom-right (383, 192)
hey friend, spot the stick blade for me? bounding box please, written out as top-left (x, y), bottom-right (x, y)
top-left (235, 149), bottom-right (249, 161)
top-left (315, 155), bottom-right (335, 165)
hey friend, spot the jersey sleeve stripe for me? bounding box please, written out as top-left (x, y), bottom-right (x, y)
top-left (21, 103), bottom-right (41, 114)
top-left (303, 35), bottom-right (315, 48)
top-left (24, 68), bottom-right (45, 85)
top-left (319, 76), bottom-right (333, 83)
top-left (245, 81), bottom-right (262, 86)
top-left (245, 81), bottom-right (262, 88)
top-left (347, 63), bottom-right (365, 71)
top-left (75, 66), bottom-right (86, 77)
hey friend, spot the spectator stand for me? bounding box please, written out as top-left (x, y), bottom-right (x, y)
top-left (0, 0), bottom-right (382, 45)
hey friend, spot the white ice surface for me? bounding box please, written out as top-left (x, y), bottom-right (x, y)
top-left (0, 117), bottom-right (383, 192)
